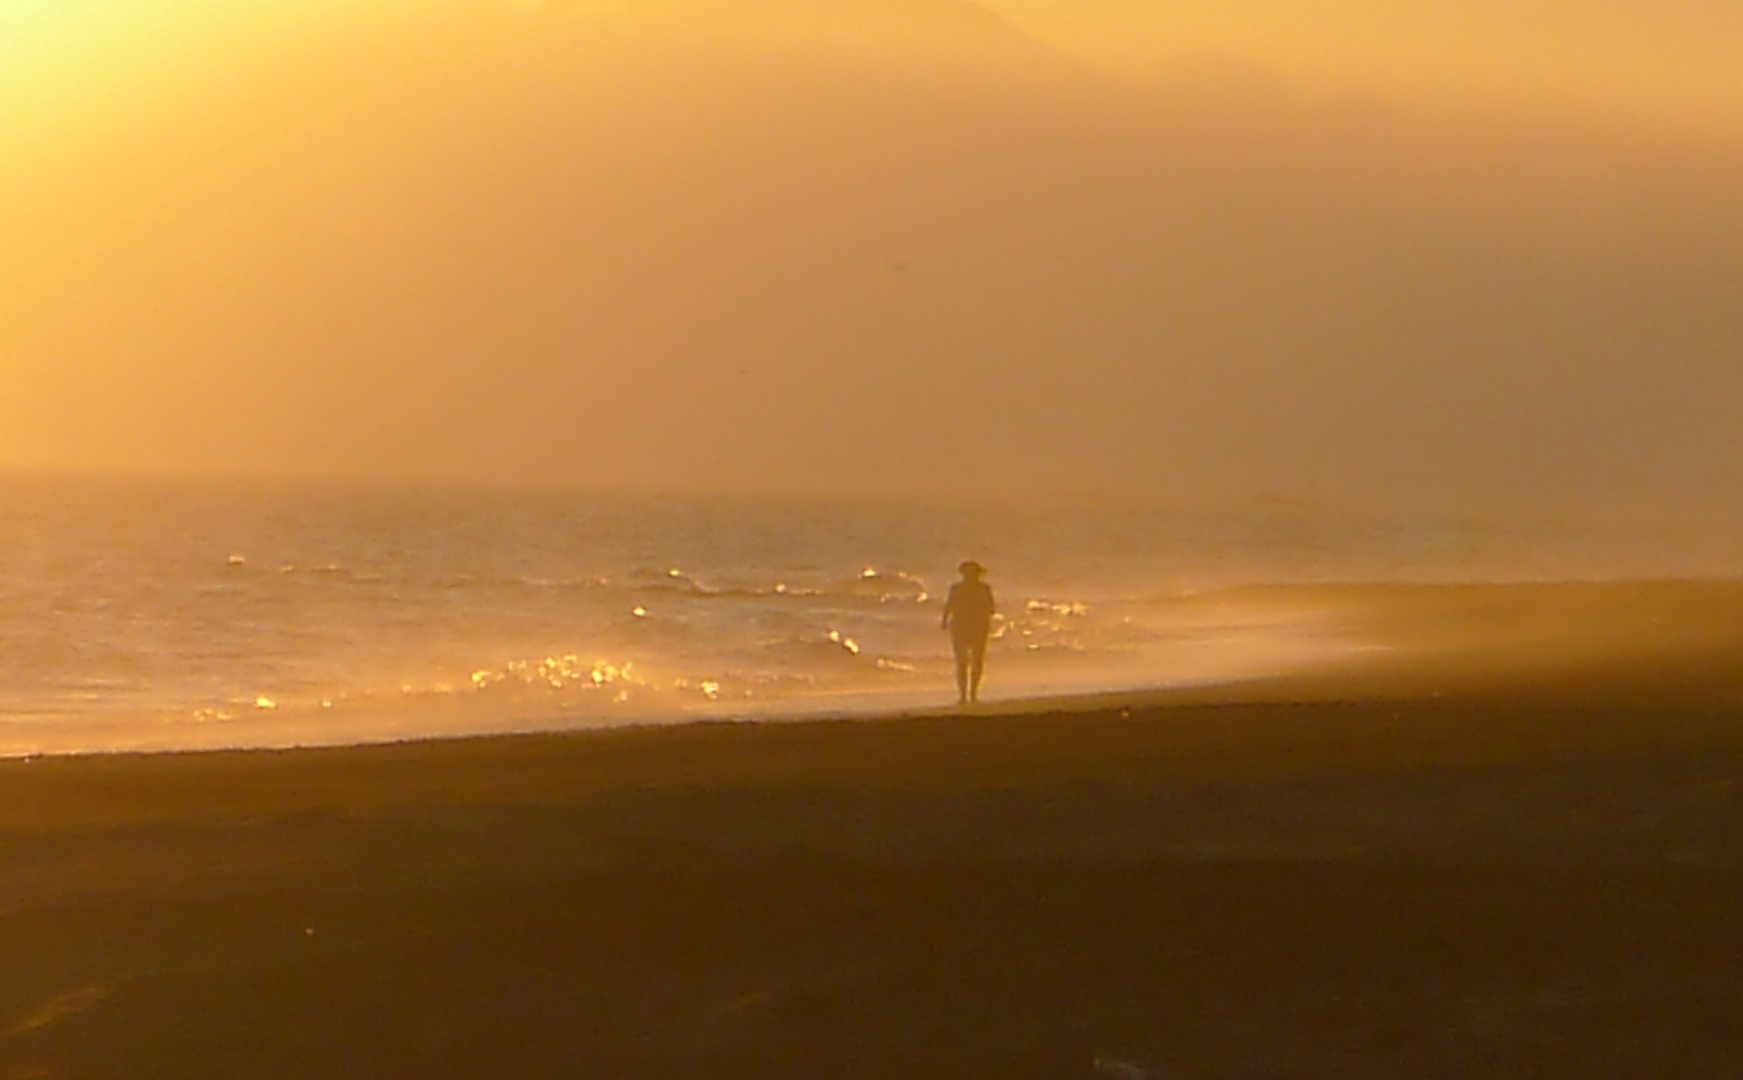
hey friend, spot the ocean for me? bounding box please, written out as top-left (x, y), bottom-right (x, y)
top-left (3, 474), bottom-right (1741, 756)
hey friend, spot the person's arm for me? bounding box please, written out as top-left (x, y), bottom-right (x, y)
top-left (941, 585), bottom-right (955, 629)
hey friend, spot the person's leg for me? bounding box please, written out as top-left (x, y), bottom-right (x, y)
top-left (968, 638), bottom-right (987, 702)
top-left (952, 640), bottom-right (969, 703)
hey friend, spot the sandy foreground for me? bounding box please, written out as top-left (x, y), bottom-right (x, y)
top-left (4, 583), bottom-right (1743, 1078)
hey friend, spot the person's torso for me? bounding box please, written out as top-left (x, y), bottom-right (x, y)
top-left (950, 581), bottom-right (994, 627)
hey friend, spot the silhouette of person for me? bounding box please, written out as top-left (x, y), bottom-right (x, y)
top-left (941, 559), bottom-right (995, 705)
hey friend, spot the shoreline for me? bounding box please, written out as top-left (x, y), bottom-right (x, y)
top-left (12, 575), bottom-right (1743, 762)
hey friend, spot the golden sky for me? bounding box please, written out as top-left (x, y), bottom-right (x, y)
top-left (9, 1), bottom-right (1741, 134)
top-left (3, 1), bottom-right (1741, 506)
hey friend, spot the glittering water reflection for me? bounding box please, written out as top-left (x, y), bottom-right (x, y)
top-left (11, 478), bottom-right (1691, 754)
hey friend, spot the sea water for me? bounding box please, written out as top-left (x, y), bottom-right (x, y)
top-left (3, 474), bottom-right (1741, 756)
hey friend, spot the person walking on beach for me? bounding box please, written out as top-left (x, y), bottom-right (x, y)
top-left (942, 560), bottom-right (995, 705)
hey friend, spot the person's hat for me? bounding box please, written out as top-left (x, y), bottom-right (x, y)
top-left (958, 559), bottom-right (986, 577)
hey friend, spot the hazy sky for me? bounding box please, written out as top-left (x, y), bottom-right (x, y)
top-left (3, 0), bottom-right (1741, 507)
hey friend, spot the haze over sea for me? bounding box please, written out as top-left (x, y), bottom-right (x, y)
top-left (1, 474), bottom-right (1738, 756)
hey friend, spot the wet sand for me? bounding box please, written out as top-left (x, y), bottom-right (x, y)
top-left (5, 583), bottom-right (1743, 1078)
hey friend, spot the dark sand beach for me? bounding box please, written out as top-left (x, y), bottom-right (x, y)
top-left (5, 582), bottom-right (1743, 1078)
